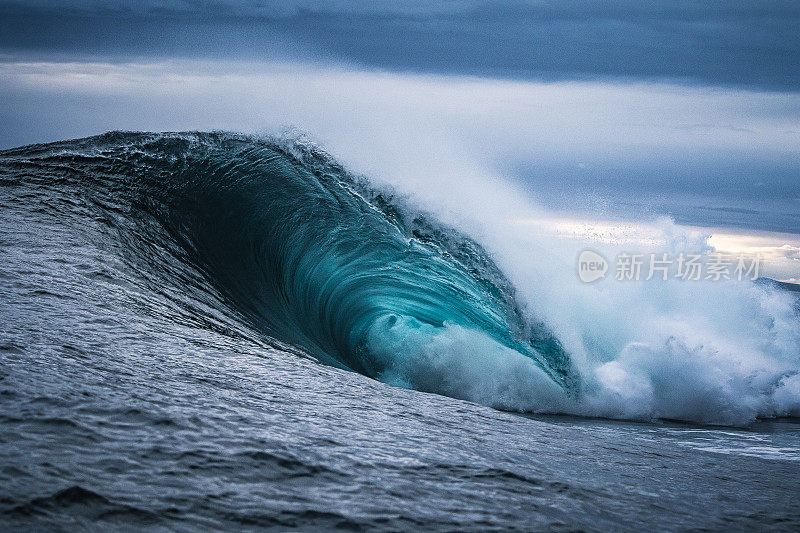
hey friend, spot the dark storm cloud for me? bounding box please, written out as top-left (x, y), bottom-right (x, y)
top-left (1, 0), bottom-right (799, 89)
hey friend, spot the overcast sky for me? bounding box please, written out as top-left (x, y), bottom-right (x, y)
top-left (1, 0), bottom-right (799, 90)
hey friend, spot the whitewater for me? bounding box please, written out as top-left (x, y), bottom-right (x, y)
top-left (1, 131), bottom-right (799, 530)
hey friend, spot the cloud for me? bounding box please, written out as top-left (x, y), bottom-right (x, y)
top-left (0, 1), bottom-right (798, 90)
top-left (2, 58), bottom-right (797, 154)
top-left (781, 245), bottom-right (800, 261)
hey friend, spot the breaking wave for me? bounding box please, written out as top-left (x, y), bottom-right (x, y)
top-left (1, 131), bottom-right (798, 425)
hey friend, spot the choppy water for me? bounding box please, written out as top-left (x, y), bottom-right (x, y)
top-left (1, 132), bottom-right (799, 531)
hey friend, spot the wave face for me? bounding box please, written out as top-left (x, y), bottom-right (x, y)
top-left (0, 131), bottom-right (573, 404)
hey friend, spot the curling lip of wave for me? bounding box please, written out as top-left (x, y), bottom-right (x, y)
top-left (0, 130), bottom-right (575, 399)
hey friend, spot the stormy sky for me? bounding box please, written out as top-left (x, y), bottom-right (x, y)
top-left (1, 0), bottom-right (798, 237)
top-left (2, 0), bottom-right (799, 90)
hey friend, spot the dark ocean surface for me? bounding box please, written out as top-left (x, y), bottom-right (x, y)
top-left (1, 132), bottom-right (798, 531)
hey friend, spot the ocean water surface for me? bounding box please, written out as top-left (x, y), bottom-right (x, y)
top-left (1, 132), bottom-right (799, 531)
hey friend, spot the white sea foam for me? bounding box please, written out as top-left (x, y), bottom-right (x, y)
top-left (332, 127), bottom-right (800, 426)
